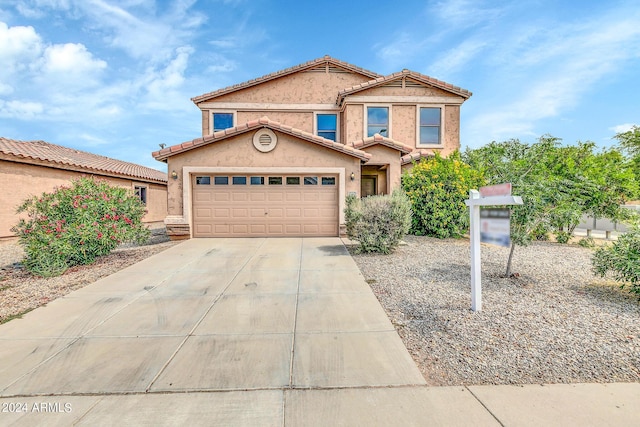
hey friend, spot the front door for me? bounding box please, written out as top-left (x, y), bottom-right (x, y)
top-left (361, 176), bottom-right (377, 197)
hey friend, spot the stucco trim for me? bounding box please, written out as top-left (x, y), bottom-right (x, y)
top-left (341, 96), bottom-right (464, 105)
top-left (198, 102), bottom-right (338, 111)
top-left (179, 166), bottom-right (347, 238)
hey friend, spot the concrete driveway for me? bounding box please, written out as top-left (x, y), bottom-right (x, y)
top-left (1, 238), bottom-right (637, 426)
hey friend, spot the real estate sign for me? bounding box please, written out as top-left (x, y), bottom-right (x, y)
top-left (480, 208), bottom-right (510, 247)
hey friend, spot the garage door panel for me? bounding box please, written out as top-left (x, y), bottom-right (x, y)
top-left (286, 208), bottom-right (302, 218)
top-left (232, 193), bottom-right (249, 201)
top-left (232, 208), bottom-right (249, 217)
top-left (193, 174), bottom-right (338, 237)
top-left (250, 193), bottom-right (266, 201)
top-left (194, 192), bottom-right (212, 202)
top-left (213, 193), bottom-right (230, 202)
top-left (267, 193), bottom-right (284, 202)
top-left (268, 208), bottom-right (284, 218)
top-left (195, 208), bottom-right (212, 219)
top-left (319, 192), bottom-right (337, 202)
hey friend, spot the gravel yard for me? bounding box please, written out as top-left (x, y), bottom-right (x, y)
top-left (349, 235), bottom-right (640, 386)
top-left (0, 231), bottom-right (179, 323)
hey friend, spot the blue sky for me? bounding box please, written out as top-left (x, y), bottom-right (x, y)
top-left (1, 0), bottom-right (639, 171)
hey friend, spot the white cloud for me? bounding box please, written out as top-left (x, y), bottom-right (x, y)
top-left (433, 0), bottom-right (503, 28)
top-left (139, 46), bottom-right (195, 111)
top-left (41, 43), bottom-right (107, 74)
top-left (428, 39), bottom-right (487, 79)
top-left (0, 82), bottom-right (13, 95)
top-left (610, 123), bottom-right (638, 134)
top-left (0, 99), bottom-right (44, 118)
top-left (463, 5), bottom-right (640, 145)
top-left (0, 22), bottom-right (43, 74)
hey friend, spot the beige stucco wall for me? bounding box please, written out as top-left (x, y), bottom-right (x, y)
top-left (166, 130), bottom-right (362, 219)
top-left (205, 71), bottom-right (369, 105)
top-left (344, 104), bottom-right (364, 143)
top-left (236, 111), bottom-right (314, 134)
top-left (0, 160), bottom-right (167, 239)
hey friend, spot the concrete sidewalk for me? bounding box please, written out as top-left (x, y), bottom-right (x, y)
top-left (0, 238), bottom-right (638, 426)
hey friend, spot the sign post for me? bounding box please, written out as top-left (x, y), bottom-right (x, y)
top-left (465, 184), bottom-right (523, 312)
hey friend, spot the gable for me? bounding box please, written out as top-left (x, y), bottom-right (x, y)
top-left (337, 70), bottom-right (472, 106)
top-left (192, 56), bottom-right (380, 106)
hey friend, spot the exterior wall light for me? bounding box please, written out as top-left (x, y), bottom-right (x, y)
top-left (350, 172), bottom-right (355, 181)
top-left (171, 170), bottom-right (178, 180)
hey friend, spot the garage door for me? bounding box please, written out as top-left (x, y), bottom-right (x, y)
top-left (192, 174), bottom-right (339, 237)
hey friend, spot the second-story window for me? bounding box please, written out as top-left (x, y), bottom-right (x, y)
top-left (316, 114), bottom-right (337, 141)
top-left (367, 106), bottom-right (389, 137)
top-left (419, 107), bottom-right (442, 145)
top-left (212, 112), bottom-right (234, 132)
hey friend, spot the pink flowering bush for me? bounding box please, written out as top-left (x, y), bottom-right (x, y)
top-left (12, 177), bottom-right (150, 277)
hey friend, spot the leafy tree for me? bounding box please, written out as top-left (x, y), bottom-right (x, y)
top-left (463, 136), bottom-right (562, 275)
top-left (613, 125), bottom-right (640, 188)
top-left (12, 177), bottom-right (150, 277)
top-left (402, 152), bottom-right (485, 238)
top-left (464, 136), bottom-right (638, 276)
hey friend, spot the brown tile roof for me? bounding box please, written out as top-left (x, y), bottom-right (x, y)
top-left (337, 69), bottom-right (472, 106)
top-left (401, 149), bottom-right (435, 165)
top-left (0, 137), bottom-right (167, 183)
top-left (152, 116), bottom-right (372, 162)
top-left (350, 133), bottom-right (413, 154)
top-left (191, 55), bottom-right (381, 104)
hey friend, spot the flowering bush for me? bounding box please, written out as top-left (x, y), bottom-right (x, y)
top-left (11, 177), bottom-right (150, 277)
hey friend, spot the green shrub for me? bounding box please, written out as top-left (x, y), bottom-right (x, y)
top-left (12, 177), bottom-right (150, 277)
top-left (345, 191), bottom-right (412, 254)
top-left (592, 227), bottom-right (640, 295)
top-left (555, 231), bottom-right (572, 244)
top-left (402, 152), bottom-right (485, 238)
top-left (578, 237), bottom-right (595, 248)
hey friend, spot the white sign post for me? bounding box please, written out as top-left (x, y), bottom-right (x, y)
top-left (465, 184), bottom-right (523, 312)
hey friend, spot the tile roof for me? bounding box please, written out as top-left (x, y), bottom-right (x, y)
top-left (350, 133), bottom-right (413, 154)
top-left (191, 55), bottom-right (381, 104)
top-left (337, 69), bottom-right (472, 106)
top-left (401, 149), bottom-right (435, 165)
top-left (0, 137), bottom-right (167, 183)
top-left (152, 116), bottom-right (372, 162)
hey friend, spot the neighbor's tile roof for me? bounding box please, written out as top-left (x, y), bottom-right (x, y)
top-left (153, 116), bottom-right (372, 162)
top-left (191, 55), bottom-right (381, 104)
top-left (337, 69), bottom-right (472, 106)
top-left (0, 137), bottom-right (167, 183)
top-left (350, 133), bottom-right (413, 154)
top-left (401, 149), bottom-right (435, 165)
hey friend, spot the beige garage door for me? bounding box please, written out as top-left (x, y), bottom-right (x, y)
top-left (192, 174), bottom-right (339, 237)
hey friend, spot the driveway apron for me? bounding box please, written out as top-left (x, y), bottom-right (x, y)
top-left (0, 238), bottom-right (501, 426)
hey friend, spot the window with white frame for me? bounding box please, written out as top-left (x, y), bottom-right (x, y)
top-left (418, 107), bottom-right (442, 146)
top-left (316, 113), bottom-right (337, 141)
top-left (212, 112), bottom-right (234, 132)
top-left (366, 106), bottom-right (389, 137)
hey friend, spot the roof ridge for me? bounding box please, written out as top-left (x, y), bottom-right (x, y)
top-left (191, 56), bottom-right (382, 104)
top-left (349, 133), bottom-right (413, 154)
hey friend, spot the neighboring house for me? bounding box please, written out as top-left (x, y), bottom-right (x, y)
top-left (0, 138), bottom-right (168, 239)
top-left (153, 55), bottom-right (472, 239)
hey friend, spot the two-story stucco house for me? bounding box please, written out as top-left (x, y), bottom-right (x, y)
top-left (152, 56), bottom-right (471, 239)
